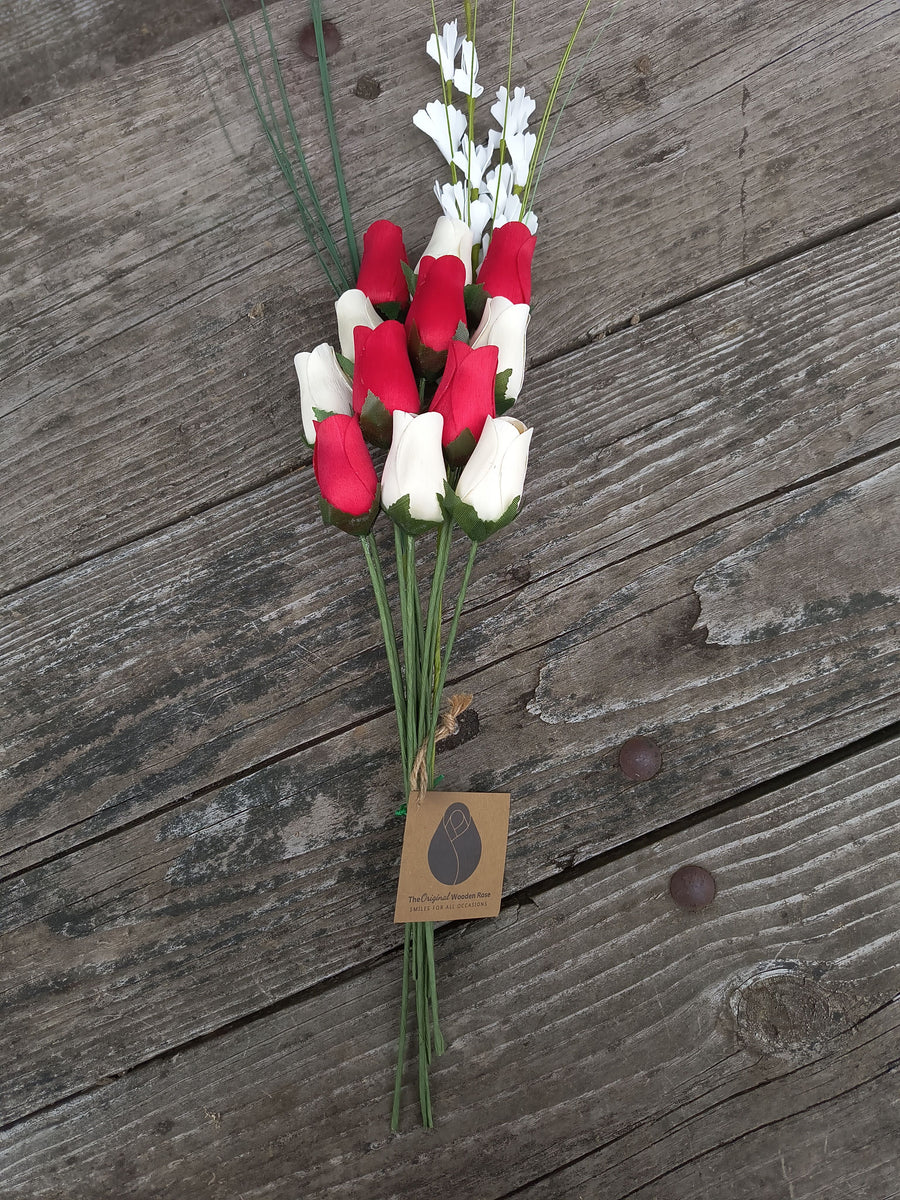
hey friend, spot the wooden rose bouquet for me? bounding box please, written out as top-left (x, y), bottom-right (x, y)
top-left (223, 0), bottom-right (613, 1129)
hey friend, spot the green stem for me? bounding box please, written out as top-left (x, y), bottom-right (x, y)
top-left (415, 924), bottom-right (433, 1126)
top-left (390, 923), bottom-right (412, 1132)
top-left (427, 539), bottom-right (478, 768)
top-left (395, 527), bottom-right (418, 769)
top-left (424, 921), bottom-right (445, 1055)
top-left (491, 0), bottom-right (517, 228)
top-left (361, 534), bottom-right (409, 780)
top-left (409, 538), bottom-right (426, 740)
top-left (419, 517), bottom-right (454, 745)
top-left (465, 0), bottom-right (478, 226)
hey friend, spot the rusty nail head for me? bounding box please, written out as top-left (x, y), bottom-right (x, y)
top-left (669, 864), bottom-right (716, 910)
top-left (618, 735), bottom-right (662, 781)
top-left (299, 19), bottom-right (341, 59)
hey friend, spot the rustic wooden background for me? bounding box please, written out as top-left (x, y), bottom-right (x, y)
top-left (1, 0), bottom-right (899, 1195)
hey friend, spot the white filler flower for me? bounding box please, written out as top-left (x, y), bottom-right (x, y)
top-left (426, 21), bottom-right (463, 83)
top-left (453, 39), bottom-right (484, 98)
top-left (413, 101), bottom-right (468, 164)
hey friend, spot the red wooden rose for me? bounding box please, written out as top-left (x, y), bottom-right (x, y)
top-left (405, 254), bottom-right (467, 375)
top-left (355, 219), bottom-right (410, 308)
top-left (476, 220), bottom-right (536, 305)
top-left (312, 413), bottom-right (380, 533)
top-left (352, 320), bottom-right (421, 447)
top-left (430, 339), bottom-right (499, 466)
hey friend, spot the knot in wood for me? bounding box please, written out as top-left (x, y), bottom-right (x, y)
top-left (726, 961), bottom-right (861, 1056)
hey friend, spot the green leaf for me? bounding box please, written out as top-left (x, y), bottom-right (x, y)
top-left (407, 319), bottom-right (448, 379)
top-left (453, 320), bottom-right (470, 344)
top-left (442, 481), bottom-right (520, 542)
top-left (359, 391), bottom-right (393, 448)
top-left (318, 487), bottom-right (381, 535)
top-left (335, 352), bottom-right (354, 379)
top-left (493, 368), bottom-right (513, 407)
top-left (383, 492), bottom-right (443, 538)
top-left (401, 261), bottom-right (418, 297)
top-left (463, 282), bottom-right (488, 328)
top-left (443, 427), bottom-right (477, 468)
top-left (312, 406), bottom-right (334, 422)
top-left (377, 301), bottom-right (404, 322)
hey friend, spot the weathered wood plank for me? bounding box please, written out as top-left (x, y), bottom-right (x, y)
top-left (1, 736), bottom-right (897, 1197)
top-left (0, 0), bottom-right (261, 118)
top-left (3, 213), bottom-right (897, 867)
top-left (2, 0), bottom-right (897, 587)
top-left (0, 446), bottom-right (896, 1124)
top-left (513, 1059), bottom-right (900, 1198)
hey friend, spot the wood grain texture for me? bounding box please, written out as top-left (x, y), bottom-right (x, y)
top-left (1, 735), bottom-right (897, 1198)
top-left (0, 0), bottom-right (261, 118)
top-left (1, 0), bottom-right (898, 588)
top-left (3, 212), bottom-right (897, 863)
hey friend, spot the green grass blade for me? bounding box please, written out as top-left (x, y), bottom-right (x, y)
top-left (249, 23), bottom-right (290, 162)
top-left (522, 0), bottom-right (592, 208)
top-left (220, 2), bottom-right (343, 292)
top-left (527, 0), bottom-right (624, 208)
top-left (310, 0), bottom-right (360, 277)
top-left (259, 0), bottom-right (352, 290)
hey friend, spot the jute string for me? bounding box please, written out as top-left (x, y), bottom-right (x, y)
top-left (409, 694), bottom-right (473, 807)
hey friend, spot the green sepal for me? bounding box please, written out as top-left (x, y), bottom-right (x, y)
top-left (383, 491), bottom-right (443, 538)
top-left (401, 261), bottom-right (418, 298)
top-left (335, 352), bottom-right (354, 379)
top-left (463, 282), bottom-right (488, 329)
top-left (319, 486), bottom-right (381, 535)
top-left (494, 368), bottom-right (513, 410)
top-left (407, 320), bottom-right (448, 379)
top-left (452, 320), bottom-right (470, 344)
top-left (359, 391), bottom-right (393, 448)
top-left (312, 406), bottom-right (334, 423)
top-left (443, 427), bottom-right (477, 468)
top-left (442, 482), bottom-right (520, 542)
top-left (377, 300), bottom-right (404, 322)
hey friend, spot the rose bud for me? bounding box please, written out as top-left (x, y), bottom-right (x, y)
top-left (476, 220), bottom-right (537, 304)
top-left (381, 411), bottom-right (447, 535)
top-left (334, 288), bottom-right (382, 361)
top-left (294, 344), bottom-right (353, 446)
top-left (448, 415), bottom-right (533, 541)
top-left (312, 413), bottom-right (380, 535)
top-left (429, 339), bottom-right (498, 467)
top-left (405, 254), bottom-right (467, 377)
top-left (416, 215), bottom-right (474, 285)
top-left (470, 295), bottom-right (530, 406)
top-left (355, 219), bottom-right (410, 309)
top-left (352, 320), bottom-right (421, 449)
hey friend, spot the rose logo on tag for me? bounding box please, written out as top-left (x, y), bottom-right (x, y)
top-left (427, 802), bottom-right (482, 886)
